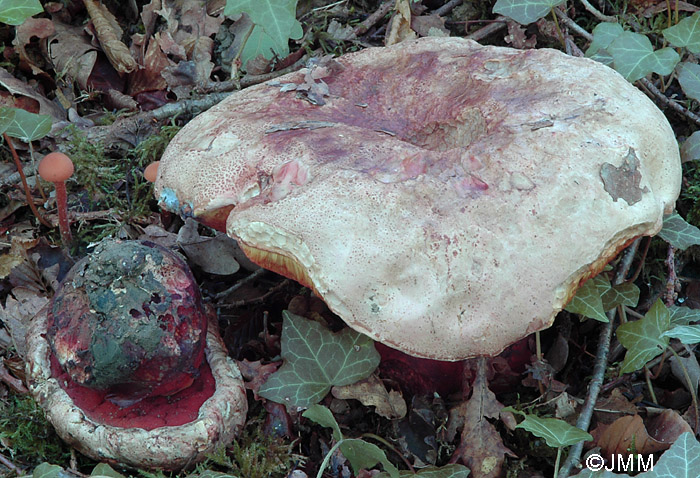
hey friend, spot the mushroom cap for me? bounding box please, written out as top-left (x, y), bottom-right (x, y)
top-left (47, 240), bottom-right (208, 403)
top-left (155, 38), bottom-right (681, 360)
top-left (144, 161), bottom-right (160, 183)
top-left (38, 152), bottom-right (74, 182)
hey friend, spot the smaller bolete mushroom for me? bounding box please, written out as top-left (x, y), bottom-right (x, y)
top-left (38, 152), bottom-right (74, 247)
top-left (26, 240), bottom-right (247, 470)
top-left (144, 161), bottom-right (159, 183)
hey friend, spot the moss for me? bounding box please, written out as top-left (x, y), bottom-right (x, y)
top-left (0, 393), bottom-right (71, 467)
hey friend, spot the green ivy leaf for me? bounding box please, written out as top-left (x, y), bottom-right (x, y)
top-left (681, 131), bottom-right (700, 163)
top-left (617, 299), bottom-right (670, 374)
top-left (90, 464), bottom-right (126, 478)
top-left (0, 0), bottom-right (43, 26)
top-left (505, 408), bottom-right (592, 448)
top-left (601, 282), bottom-right (640, 311)
top-left (340, 439), bottom-right (399, 478)
top-left (662, 324), bottom-right (700, 344)
top-left (303, 405), bottom-right (399, 478)
top-left (586, 22), bottom-right (624, 57)
top-left (669, 305), bottom-right (700, 327)
top-left (2, 108), bottom-right (51, 141)
top-left (31, 463), bottom-right (64, 478)
top-left (678, 62), bottom-right (700, 102)
top-left (224, 0), bottom-right (302, 65)
top-left (658, 212), bottom-right (700, 250)
top-left (376, 465), bottom-right (471, 478)
top-left (492, 0), bottom-right (565, 25)
top-left (303, 404), bottom-right (342, 441)
top-left (564, 275), bottom-right (611, 322)
top-left (663, 12), bottom-right (700, 54)
top-left (608, 31), bottom-right (679, 81)
top-left (259, 311), bottom-right (380, 407)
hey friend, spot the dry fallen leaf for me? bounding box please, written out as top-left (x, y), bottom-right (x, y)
top-left (13, 18), bottom-right (55, 77)
top-left (449, 358), bottom-right (516, 478)
top-left (236, 359), bottom-right (281, 399)
top-left (0, 291), bottom-right (48, 359)
top-left (332, 374), bottom-right (407, 420)
top-left (385, 0), bottom-right (417, 46)
top-left (83, 0), bottom-right (137, 73)
top-left (592, 414), bottom-right (668, 457)
top-left (176, 218), bottom-right (240, 275)
top-left (647, 409), bottom-right (693, 444)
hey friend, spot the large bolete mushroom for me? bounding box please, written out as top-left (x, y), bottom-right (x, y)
top-left (155, 38), bottom-right (680, 360)
top-left (26, 240), bottom-right (247, 470)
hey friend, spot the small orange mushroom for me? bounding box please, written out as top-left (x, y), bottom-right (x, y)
top-left (144, 161), bottom-right (159, 183)
top-left (38, 152), bottom-right (74, 248)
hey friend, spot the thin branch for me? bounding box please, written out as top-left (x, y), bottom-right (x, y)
top-left (354, 0), bottom-right (394, 36)
top-left (466, 17), bottom-right (508, 42)
top-left (578, 0), bottom-right (617, 22)
top-left (434, 0), bottom-right (463, 17)
top-left (4, 134), bottom-right (52, 228)
top-left (558, 239), bottom-right (640, 478)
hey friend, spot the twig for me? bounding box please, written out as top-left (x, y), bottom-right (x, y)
top-left (665, 244), bottom-right (679, 306)
top-left (638, 78), bottom-right (700, 128)
top-left (217, 279), bottom-right (290, 308)
top-left (0, 452), bottom-right (21, 474)
top-left (558, 239), bottom-right (640, 478)
top-left (578, 0), bottom-right (617, 22)
top-left (4, 134), bottom-right (52, 228)
top-left (465, 17), bottom-right (508, 42)
top-left (354, 0), bottom-right (394, 36)
top-left (555, 9), bottom-right (700, 128)
top-left (434, 0), bottom-right (463, 17)
top-left (211, 268), bottom-right (267, 300)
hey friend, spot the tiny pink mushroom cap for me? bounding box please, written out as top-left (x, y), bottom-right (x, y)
top-left (38, 152), bottom-right (74, 183)
top-left (144, 161), bottom-right (160, 183)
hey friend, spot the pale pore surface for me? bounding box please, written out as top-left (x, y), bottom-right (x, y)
top-left (156, 38), bottom-right (680, 360)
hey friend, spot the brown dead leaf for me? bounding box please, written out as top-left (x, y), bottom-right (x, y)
top-left (594, 388), bottom-right (638, 425)
top-left (128, 32), bottom-right (171, 97)
top-left (0, 360), bottom-right (27, 394)
top-left (332, 374), bottom-right (407, 419)
top-left (0, 292), bottom-right (48, 359)
top-left (0, 67), bottom-right (65, 121)
top-left (647, 409), bottom-right (693, 444)
top-left (13, 18), bottom-right (55, 77)
top-left (83, 0), bottom-right (137, 73)
top-left (450, 358), bottom-right (516, 478)
top-left (48, 22), bottom-right (97, 91)
top-left (593, 415), bottom-right (668, 457)
top-left (385, 0), bottom-right (417, 46)
top-left (411, 15), bottom-right (450, 38)
top-left (504, 20), bottom-right (536, 49)
top-left (177, 218), bottom-right (240, 275)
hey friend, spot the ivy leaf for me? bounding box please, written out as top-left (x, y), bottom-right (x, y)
top-left (2, 108), bottom-right (51, 142)
top-left (663, 12), bottom-right (700, 54)
top-left (678, 62), bottom-right (700, 102)
top-left (224, 0), bottom-right (302, 64)
top-left (658, 212), bottom-right (700, 250)
top-left (340, 439), bottom-right (399, 478)
top-left (492, 0), bottom-right (565, 25)
top-left (681, 131), bottom-right (700, 163)
top-left (564, 275), bottom-right (611, 322)
top-left (303, 405), bottom-right (399, 478)
top-left (259, 311), bottom-right (380, 407)
top-left (617, 299), bottom-right (670, 374)
top-left (668, 305), bottom-right (700, 327)
top-left (586, 22), bottom-right (624, 57)
top-left (601, 282), bottom-right (640, 311)
top-left (662, 324), bottom-right (700, 344)
top-left (0, 0), bottom-right (43, 26)
top-left (608, 31), bottom-right (679, 81)
top-left (303, 404), bottom-right (342, 441)
top-left (31, 463), bottom-right (64, 478)
top-left (504, 408), bottom-right (592, 448)
top-left (376, 465), bottom-right (471, 478)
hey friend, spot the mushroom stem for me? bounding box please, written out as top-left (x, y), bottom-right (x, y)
top-left (54, 180), bottom-right (72, 246)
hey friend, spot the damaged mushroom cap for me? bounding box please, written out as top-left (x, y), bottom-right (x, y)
top-left (26, 240), bottom-right (247, 470)
top-left (155, 37), bottom-right (681, 361)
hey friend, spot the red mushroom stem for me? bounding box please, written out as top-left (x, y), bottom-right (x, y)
top-left (53, 180), bottom-right (72, 246)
